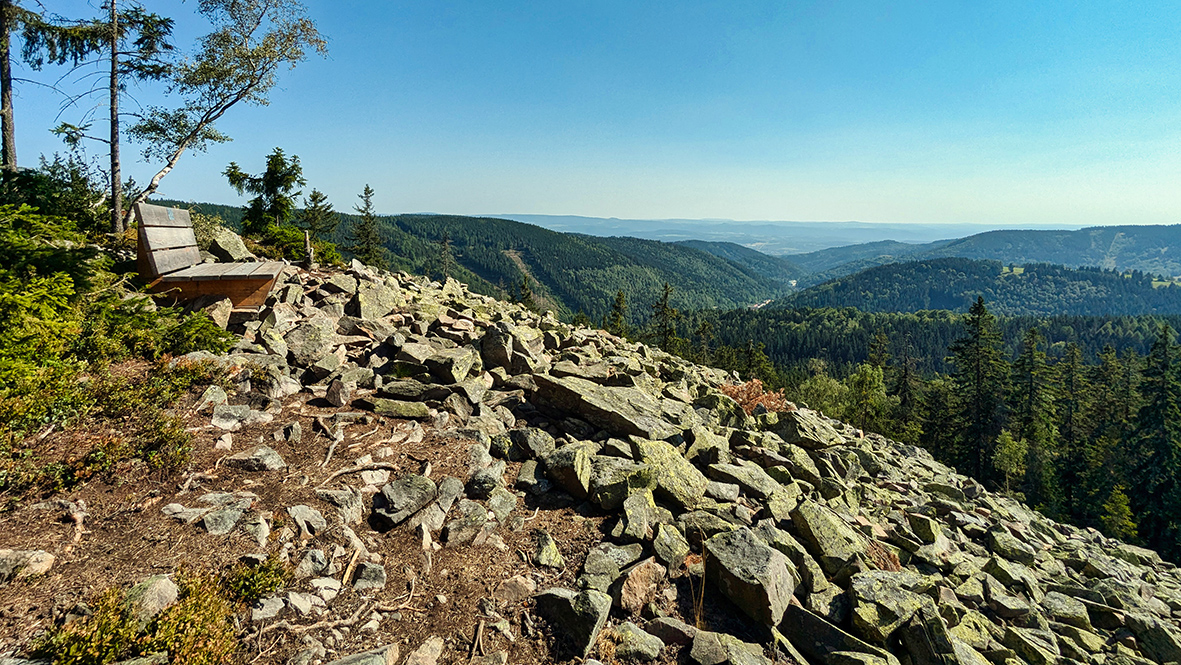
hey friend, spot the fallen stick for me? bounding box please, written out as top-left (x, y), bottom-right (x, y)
top-left (316, 463), bottom-right (401, 488)
top-left (253, 601), bottom-right (370, 637)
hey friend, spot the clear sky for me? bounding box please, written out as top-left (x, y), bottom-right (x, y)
top-left (19, 1), bottom-right (1181, 225)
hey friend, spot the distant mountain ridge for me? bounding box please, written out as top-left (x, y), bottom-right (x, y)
top-left (774, 257), bottom-right (1181, 317)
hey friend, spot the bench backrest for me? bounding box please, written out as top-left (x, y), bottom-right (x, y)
top-left (135, 203), bottom-right (201, 278)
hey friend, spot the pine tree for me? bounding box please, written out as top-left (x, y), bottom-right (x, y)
top-left (347, 184), bottom-right (387, 270)
top-left (947, 297), bottom-right (1009, 483)
top-left (868, 330), bottom-right (890, 369)
top-left (1099, 485), bottom-right (1138, 542)
top-left (845, 362), bottom-right (890, 434)
top-left (604, 289), bottom-right (628, 337)
top-left (920, 377), bottom-right (956, 463)
top-left (298, 188), bottom-right (338, 242)
top-left (1131, 325), bottom-right (1181, 557)
top-left (517, 277), bottom-right (538, 312)
top-left (1009, 327), bottom-right (1060, 512)
top-left (889, 334), bottom-right (924, 445)
top-left (650, 282), bottom-right (682, 353)
top-left (694, 319), bottom-right (715, 365)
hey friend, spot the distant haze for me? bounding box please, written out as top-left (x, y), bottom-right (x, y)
top-left (495, 215), bottom-right (1089, 255)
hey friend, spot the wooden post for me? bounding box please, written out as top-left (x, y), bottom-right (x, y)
top-left (304, 230), bottom-right (316, 269)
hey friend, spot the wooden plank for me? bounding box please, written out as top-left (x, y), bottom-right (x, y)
top-left (149, 246), bottom-right (202, 276)
top-left (134, 202), bottom-right (192, 228)
top-left (218, 263), bottom-right (268, 279)
top-left (162, 263), bottom-right (230, 281)
top-left (251, 261), bottom-right (288, 278)
top-left (142, 226), bottom-right (197, 251)
top-left (151, 275), bottom-right (278, 309)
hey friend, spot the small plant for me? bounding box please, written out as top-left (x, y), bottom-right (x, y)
top-left (221, 554), bottom-right (289, 604)
top-left (32, 587), bottom-right (139, 665)
top-left (719, 379), bottom-right (791, 415)
top-left (144, 570), bottom-right (236, 665)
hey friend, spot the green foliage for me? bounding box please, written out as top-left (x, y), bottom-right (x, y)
top-left (347, 184), bottom-right (388, 270)
top-left (298, 188), bottom-right (338, 242)
top-left (993, 430), bottom-right (1027, 495)
top-left (649, 282), bottom-right (682, 352)
top-left (0, 156), bottom-right (107, 236)
top-left (604, 289), bottom-right (628, 337)
top-left (947, 297), bottom-right (1009, 483)
top-left (225, 147), bottom-right (305, 236)
top-left (34, 569), bottom-right (236, 665)
top-left (780, 258), bottom-right (1181, 317)
top-left (221, 555), bottom-right (289, 604)
top-left (144, 570), bottom-right (236, 665)
top-left (845, 362), bottom-right (893, 434)
top-left (1100, 485), bottom-right (1138, 541)
top-left (32, 587), bottom-right (140, 665)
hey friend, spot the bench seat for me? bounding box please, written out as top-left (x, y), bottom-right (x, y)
top-left (159, 261), bottom-right (287, 282)
top-left (135, 202), bottom-right (287, 308)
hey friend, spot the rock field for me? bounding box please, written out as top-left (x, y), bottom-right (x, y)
top-left (3, 260), bottom-right (1181, 665)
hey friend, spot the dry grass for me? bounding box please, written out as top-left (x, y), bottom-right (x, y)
top-left (719, 379), bottom-right (792, 415)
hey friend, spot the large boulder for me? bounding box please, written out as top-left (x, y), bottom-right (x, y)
top-left (791, 501), bottom-right (867, 574)
top-left (848, 571), bottom-right (928, 643)
top-left (781, 606), bottom-right (900, 665)
top-left (533, 374), bottom-right (679, 440)
top-left (632, 439), bottom-right (709, 510)
top-left (284, 315), bottom-right (340, 367)
top-left (703, 528), bottom-right (795, 626)
top-left (533, 588), bottom-right (611, 658)
top-left (208, 227), bottom-right (255, 262)
top-left (773, 410), bottom-right (843, 449)
top-left (372, 475), bottom-right (437, 529)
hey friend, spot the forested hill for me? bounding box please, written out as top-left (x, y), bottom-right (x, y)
top-left (786, 224), bottom-right (1181, 285)
top-left (774, 257), bottom-right (1181, 316)
top-left (152, 200), bottom-right (789, 321)
top-left (673, 239), bottom-right (805, 285)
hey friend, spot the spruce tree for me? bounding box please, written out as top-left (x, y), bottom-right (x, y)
top-left (517, 277), bottom-right (538, 312)
top-left (993, 429), bottom-right (1027, 495)
top-left (1009, 327), bottom-right (1059, 512)
top-left (947, 297), bottom-right (1008, 483)
top-left (225, 147), bottom-right (305, 236)
top-left (889, 334), bottom-right (924, 445)
top-left (298, 188), bottom-right (338, 242)
top-left (1131, 325), bottom-right (1181, 556)
top-left (346, 184), bottom-right (387, 270)
top-left (650, 282), bottom-right (682, 353)
top-left (604, 289), bottom-right (628, 337)
top-left (437, 230), bottom-right (455, 281)
top-left (868, 329), bottom-right (890, 369)
top-left (1056, 342), bottom-right (1092, 519)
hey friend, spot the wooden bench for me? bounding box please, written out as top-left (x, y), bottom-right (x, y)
top-left (135, 202), bottom-right (286, 308)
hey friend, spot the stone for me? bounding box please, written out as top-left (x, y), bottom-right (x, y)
top-left (533, 374), bottom-right (679, 439)
top-left (791, 500), bottom-right (867, 574)
top-left (251, 596), bottom-right (284, 622)
top-left (1001, 627), bottom-right (1059, 665)
top-left (352, 562), bottom-right (387, 590)
top-left (195, 384), bottom-right (228, 411)
top-left (588, 457), bottom-right (655, 510)
top-left (224, 445), bottom-right (287, 471)
top-left (287, 505), bottom-right (327, 537)
top-left (323, 645), bottom-right (399, 665)
top-left (353, 281), bottom-right (403, 321)
top-left (544, 444), bottom-right (593, 499)
top-left (284, 315), bottom-right (340, 367)
top-left (621, 490), bottom-right (657, 541)
top-left (691, 631), bottom-right (771, 665)
top-left (1127, 613), bottom-right (1181, 664)
top-left (705, 481), bottom-right (741, 502)
top-left (774, 410), bottom-right (843, 449)
top-left (848, 571), bottom-right (928, 644)
top-left (425, 347), bottom-right (477, 384)
top-left (208, 226), bottom-right (255, 262)
top-left (316, 486), bottom-right (364, 525)
top-left (487, 487), bottom-right (517, 522)
top-left (533, 588), bottom-right (612, 658)
top-left (905, 513), bottom-right (942, 544)
top-left (614, 621), bottom-right (665, 661)
top-left (618, 558), bottom-right (666, 615)
top-left (707, 461), bottom-right (782, 500)
top-left (373, 474), bottom-right (437, 528)
top-left (533, 530), bottom-right (566, 568)
top-left (126, 575), bottom-right (178, 626)
top-left (442, 499), bottom-right (488, 545)
top-left (201, 507), bottom-right (243, 535)
top-left (986, 529), bottom-right (1036, 565)
top-left (781, 605), bottom-right (898, 665)
top-left (653, 522), bottom-right (691, 568)
top-left (466, 460), bottom-right (506, 500)
top-left (633, 439), bottom-right (710, 510)
top-left (494, 575), bottom-right (536, 604)
top-left (295, 550), bottom-right (329, 578)
top-left (369, 398), bottom-right (431, 420)
top-left (404, 636), bottom-right (444, 665)
top-left (645, 616), bottom-right (697, 645)
top-left (704, 527), bottom-right (795, 626)
top-left (326, 379), bottom-right (355, 407)
top-left (502, 427), bottom-right (557, 461)
top-left (1041, 591), bottom-right (1092, 630)
top-left (211, 404), bottom-right (273, 431)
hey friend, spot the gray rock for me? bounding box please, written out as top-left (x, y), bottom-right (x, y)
top-left (326, 379), bottom-right (356, 407)
top-left (848, 570), bottom-right (928, 643)
top-left (251, 596), bottom-right (284, 622)
top-left (352, 281), bottom-right (403, 321)
top-left (1127, 613), bottom-right (1181, 664)
top-left (201, 507), bottom-right (244, 535)
top-left (368, 398), bottom-right (431, 420)
top-left (533, 374), bottom-right (679, 440)
top-left (653, 522), bottom-right (691, 568)
top-left (487, 487), bottom-right (517, 522)
top-left (633, 439), bottom-right (710, 510)
top-left (316, 486), bottom-right (364, 525)
top-left (544, 444), bottom-right (593, 499)
top-left (704, 527), bottom-right (795, 626)
top-left (614, 621), bottom-right (665, 661)
top-left (404, 636), bottom-right (444, 665)
top-left (287, 505), bottom-right (327, 536)
top-left (533, 530), bottom-right (566, 568)
top-left (208, 226), bottom-right (255, 262)
top-left (442, 499), bottom-right (487, 545)
top-left (0, 549), bottom-right (54, 584)
top-left (284, 315), bottom-right (340, 367)
top-left (211, 404), bottom-right (274, 431)
top-left (323, 645), bottom-right (399, 665)
top-left (425, 347), bottom-right (478, 384)
top-left (707, 461), bottom-right (782, 500)
top-left (373, 474), bottom-right (438, 528)
top-left (492, 427), bottom-right (556, 461)
top-left (773, 409), bottom-right (844, 449)
top-left (645, 616), bottom-right (698, 645)
top-left (352, 562), bottom-right (387, 590)
top-left (533, 588), bottom-right (612, 658)
top-left (690, 631), bottom-right (771, 665)
top-left (126, 575), bottom-right (178, 626)
top-left (791, 500), bottom-right (867, 574)
top-left (781, 605), bottom-right (899, 665)
top-left (224, 445), bottom-right (287, 471)
top-left (466, 460), bottom-right (506, 499)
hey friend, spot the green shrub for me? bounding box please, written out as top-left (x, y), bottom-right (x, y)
top-left (32, 587), bottom-right (140, 665)
top-left (221, 554), bottom-right (290, 604)
top-left (144, 570), bottom-right (236, 665)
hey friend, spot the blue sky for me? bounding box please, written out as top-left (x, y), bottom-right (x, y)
top-left (20, 1), bottom-right (1181, 225)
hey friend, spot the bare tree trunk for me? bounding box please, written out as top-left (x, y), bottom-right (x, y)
top-left (0, 0), bottom-right (16, 173)
top-left (109, 0), bottom-right (122, 234)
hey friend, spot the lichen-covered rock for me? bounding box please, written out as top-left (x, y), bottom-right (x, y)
top-left (703, 527), bottom-right (795, 626)
top-left (533, 588), bottom-right (611, 658)
top-left (774, 410), bottom-right (844, 449)
top-left (614, 621), bottom-right (664, 661)
top-left (544, 444), bottom-right (593, 499)
top-left (373, 475), bottom-right (437, 528)
top-left (533, 374), bottom-right (679, 440)
top-left (633, 439), bottom-right (709, 510)
top-left (791, 500), bottom-right (867, 574)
